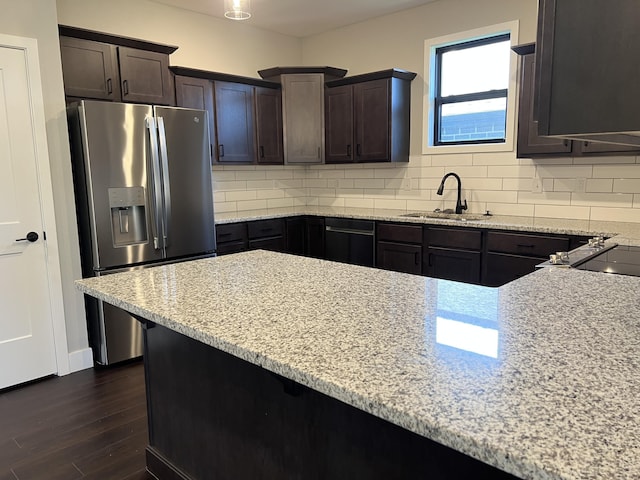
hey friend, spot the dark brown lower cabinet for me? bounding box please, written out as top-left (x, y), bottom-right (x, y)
top-left (482, 253), bottom-right (542, 287)
top-left (376, 222), bottom-right (423, 275)
top-left (306, 217), bottom-right (325, 259)
top-left (424, 227), bottom-right (482, 284)
top-left (216, 223), bottom-right (248, 256)
top-left (285, 217), bottom-right (306, 255)
top-left (248, 218), bottom-right (285, 252)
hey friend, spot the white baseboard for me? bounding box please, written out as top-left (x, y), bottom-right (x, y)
top-left (68, 348), bottom-right (94, 373)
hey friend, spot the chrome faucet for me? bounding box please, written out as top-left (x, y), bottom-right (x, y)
top-left (436, 172), bottom-right (467, 214)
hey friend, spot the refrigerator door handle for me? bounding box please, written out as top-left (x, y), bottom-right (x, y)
top-left (157, 117), bottom-right (172, 248)
top-left (145, 116), bottom-right (164, 250)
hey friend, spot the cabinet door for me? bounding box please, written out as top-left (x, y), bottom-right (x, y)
top-left (325, 85), bottom-right (354, 163)
top-left (255, 87), bottom-right (284, 165)
top-left (424, 247), bottom-right (481, 284)
top-left (118, 47), bottom-right (174, 105)
top-left (282, 74), bottom-right (324, 164)
top-left (59, 36), bottom-right (120, 101)
top-left (214, 81), bottom-right (256, 164)
top-left (355, 78), bottom-right (390, 162)
top-left (175, 75), bottom-right (215, 162)
top-left (377, 241), bottom-right (421, 275)
top-left (517, 53), bottom-right (573, 157)
top-left (248, 237), bottom-right (285, 252)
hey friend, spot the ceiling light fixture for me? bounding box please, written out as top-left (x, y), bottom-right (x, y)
top-left (224, 0), bottom-right (251, 20)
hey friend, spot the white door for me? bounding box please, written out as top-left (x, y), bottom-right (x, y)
top-left (0, 43), bottom-right (58, 388)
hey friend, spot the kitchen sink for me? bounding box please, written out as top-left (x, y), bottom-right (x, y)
top-left (400, 211), bottom-right (488, 222)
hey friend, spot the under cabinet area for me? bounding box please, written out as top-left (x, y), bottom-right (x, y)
top-left (59, 26), bottom-right (176, 105)
top-left (376, 223), bottom-right (422, 274)
top-left (424, 227), bottom-right (482, 284)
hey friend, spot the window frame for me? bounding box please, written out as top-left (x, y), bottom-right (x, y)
top-left (423, 21), bottom-right (520, 155)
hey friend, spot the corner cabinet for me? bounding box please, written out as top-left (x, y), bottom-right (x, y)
top-left (172, 67), bottom-right (283, 165)
top-left (59, 25), bottom-right (176, 106)
top-left (258, 67), bottom-right (347, 165)
top-left (325, 69), bottom-right (416, 164)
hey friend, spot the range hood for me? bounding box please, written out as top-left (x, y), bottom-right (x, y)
top-left (534, 0), bottom-right (640, 146)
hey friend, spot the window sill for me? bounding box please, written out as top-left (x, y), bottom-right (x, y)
top-left (423, 141), bottom-right (514, 155)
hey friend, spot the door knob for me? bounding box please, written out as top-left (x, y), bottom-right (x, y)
top-left (16, 231), bottom-right (39, 243)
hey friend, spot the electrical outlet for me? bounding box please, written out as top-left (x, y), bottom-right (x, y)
top-left (575, 177), bottom-right (586, 193)
top-left (531, 177), bottom-right (543, 193)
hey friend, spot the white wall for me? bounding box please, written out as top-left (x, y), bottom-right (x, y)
top-left (56, 0), bottom-right (302, 77)
top-left (0, 0), bottom-right (88, 358)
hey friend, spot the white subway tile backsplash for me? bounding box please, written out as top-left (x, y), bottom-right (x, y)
top-left (317, 169), bottom-right (346, 179)
top-left (277, 179), bottom-right (304, 189)
top-left (214, 180), bottom-right (247, 191)
top-left (472, 152), bottom-right (517, 165)
top-left (593, 164), bottom-right (640, 178)
top-left (213, 191), bottom-right (226, 203)
top-left (518, 192), bottom-right (571, 205)
top-left (534, 205), bottom-right (590, 220)
top-left (553, 178), bottom-right (577, 192)
top-left (574, 155), bottom-right (636, 165)
top-left (256, 190), bottom-right (284, 200)
top-left (355, 178), bottom-right (385, 189)
top-left (487, 165), bottom-right (535, 178)
top-left (317, 197), bottom-right (345, 207)
top-left (267, 198), bottom-right (294, 209)
top-left (344, 169), bottom-right (375, 179)
top-left (536, 165), bottom-right (592, 178)
top-left (471, 190), bottom-right (518, 204)
top-left (211, 170), bottom-right (236, 181)
top-left (431, 153), bottom-right (473, 167)
top-left (225, 190), bottom-right (257, 202)
top-left (406, 199), bottom-right (442, 211)
top-left (502, 178), bottom-right (531, 191)
top-left (214, 201), bottom-right (237, 213)
top-left (542, 179), bottom-right (554, 192)
top-left (586, 179), bottom-right (613, 193)
top-left (246, 180), bottom-right (275, 190)
top-left (374, 167), bottom-right (407, 179)
top-left (613, 178), bottom-right (640, 193)
top-left (307, 187), bottom-right (336, 197)
top-left (344, 198), bottom-right (375, 208)
top-left (235, 170), bottom-right (267, 181)
top-left (236, 199), bottom-right (268, 211)
top-left (373, 198), bottom-right (407, 210)
top-left (336, 188), bottom-right (364, 197)
top-left (590, 207), bottom-right (640, 223)
top-left (305, 179), bottom-right (329, 188)
top-left (337, 179), bottom-right (355, 189)
top-left (485, 202), bottom-right (535, 217)
top-left (571, 193), bottom-right (633, 208)
top-left (265, 169), bottom-right (295, 180)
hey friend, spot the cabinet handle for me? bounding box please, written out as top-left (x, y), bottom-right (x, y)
top-left (356, 144), bottom-right (362, 156)
top-left (260, 146), bottom-right (265, 158)
top-left (122, 80), bottom-right (129, 96)
top-left (347, 144), bottom-right (352, 157)
top-left (428, 253), bottom-right (433, 267)
top-left (415, 252), bottom-right (420, 266)
top-left (218, 144), bottom-right (225, 158)
top-left (107, 78), bottom-right (113, 95)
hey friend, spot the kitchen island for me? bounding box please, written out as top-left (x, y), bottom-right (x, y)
top-left (76, 250), bottom-right (640, 480)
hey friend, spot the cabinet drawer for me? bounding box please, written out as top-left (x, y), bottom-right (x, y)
top-left (216, 241), bottom-right (247, 256)
top-left (425, 227), bottom-right (482, 251)
top-left (216, 223), bottom-right (247, 244)
top-left (483, 253), bottom-right (543, 287)
top-left (249, 237), bottom-right (284, 252)
top-left (486, 231), bottom-right (569, 258)
top-left (377, 223), bottom-right (422, 244)
top-left (248, 219), bottom-right (284, 239)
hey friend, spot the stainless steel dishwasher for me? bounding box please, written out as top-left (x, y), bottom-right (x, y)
top-left (324, 218), bottom-right (375, 267)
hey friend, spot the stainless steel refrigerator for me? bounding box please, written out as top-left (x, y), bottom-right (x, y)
top-left (68, 100), bottom-right (216, 365)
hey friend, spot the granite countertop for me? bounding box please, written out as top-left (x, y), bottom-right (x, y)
top-left (214, 206), bottom-right (640, 245)
top-left (76, 250), bottom-right (640, 480)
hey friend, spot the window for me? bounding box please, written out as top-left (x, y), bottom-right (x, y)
top-left (434, 34), bottom-right (510, 145)
top-left (423, 21), bottom-right (519, 153)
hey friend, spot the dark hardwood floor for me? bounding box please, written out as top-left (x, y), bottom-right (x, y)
top-left (0, 360), bottom-right (152, 480)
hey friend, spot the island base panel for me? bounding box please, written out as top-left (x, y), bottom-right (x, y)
top-left (142, 322), bottom-right (520, 480)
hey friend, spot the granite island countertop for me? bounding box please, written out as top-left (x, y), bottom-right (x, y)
top-left (214, 206), bottom-right (640, 245)
top-left (76, 250), bottom-right (640, 480)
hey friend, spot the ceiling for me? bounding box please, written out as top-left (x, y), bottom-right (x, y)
top-left (149, 0), bottom-right (439, 38)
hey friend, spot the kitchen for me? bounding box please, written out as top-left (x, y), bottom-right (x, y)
top-left (2, 0), bottom-right (640, 478)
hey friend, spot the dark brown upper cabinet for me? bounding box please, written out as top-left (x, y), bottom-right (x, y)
top-left (59, 36), bottom-right (120, 101)
top-left (534, 0), bottom-right (640, 147)
top-left (325, 69), bottom-right (416, 164)
top-left (214, 81), bottom-right (256, 164)
top-left (172, 67), bottom-right (283, 165)
top-left (514, 43), bottom-right (640, 158)
top-left (174, 75), bottom-right (216, 161)
top-left (59, 26), bottom-right (177, 106)
top-left (255, 87), bottom-right (284, 165)
top-left (117, 47), bottom-right (174, 105)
